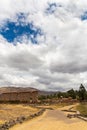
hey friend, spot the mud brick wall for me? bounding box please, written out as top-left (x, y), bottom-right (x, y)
top-left (0, 91), bottom-right (38, 103)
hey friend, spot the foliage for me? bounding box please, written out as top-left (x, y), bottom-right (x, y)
top-left (38, 83), bottom-right (87, 102)
top-left (78, 84), bottom-right (87, 101)
top-left (38, 95), bottom-right (47, 100)
top-left (67, 89), bottom-right (76, 99)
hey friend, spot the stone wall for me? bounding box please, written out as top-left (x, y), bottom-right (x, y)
top-left (0, 91), bottom-right (38, 103)
top-left (0, 108), bottom-right (45, 130)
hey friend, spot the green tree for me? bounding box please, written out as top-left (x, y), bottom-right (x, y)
top-left (38, 95), bottom-right (46, 100)
top-left (67, 89), bottom-right (76, 99)
top-left (79, 84), bottom-right (86, 101)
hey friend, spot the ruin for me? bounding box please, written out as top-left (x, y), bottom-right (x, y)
top-left (0, 87), bottom-right (38, 103)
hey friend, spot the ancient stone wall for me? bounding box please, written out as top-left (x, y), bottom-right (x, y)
top-left (0, 91), bottom-right (38, 103)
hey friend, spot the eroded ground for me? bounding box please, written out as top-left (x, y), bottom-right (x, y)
top-left (10, 104), bottom-right (87, 130)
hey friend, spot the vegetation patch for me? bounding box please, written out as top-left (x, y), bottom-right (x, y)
top-left (76, 103), bottom-right (87, 117)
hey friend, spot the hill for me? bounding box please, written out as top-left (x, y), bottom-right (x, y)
top-left (0, 87), bottom-right (38, 93)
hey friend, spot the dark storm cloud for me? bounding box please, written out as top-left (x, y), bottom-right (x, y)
top-left (50, 61), bottom-right (87, 74)
top-left (6, 51), bottom-right (43, 71)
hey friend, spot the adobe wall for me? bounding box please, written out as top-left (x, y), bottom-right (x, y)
top-left (0, 91), bottom-right (38, 103)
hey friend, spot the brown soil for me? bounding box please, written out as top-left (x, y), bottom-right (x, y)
top-left (10, 104), bottom-right (87, 130)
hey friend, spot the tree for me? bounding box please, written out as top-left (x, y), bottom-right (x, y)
top-left (57, 92), bottom-right (63, 98)
top-left (79, 84), bottom-right (86, 101)
top-left (38, 95), bottom-right (46, 100)
top-left (67, 89), bottom-right (76, 99)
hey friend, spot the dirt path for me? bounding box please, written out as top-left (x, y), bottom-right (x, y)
top-left (10, 105), bottom-right (87, 130)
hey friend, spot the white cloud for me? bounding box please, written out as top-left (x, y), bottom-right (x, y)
top-left (0, 0), bottom-right (87, 91)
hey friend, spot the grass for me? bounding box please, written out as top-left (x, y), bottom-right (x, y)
top-left (37, 102), bottom-right (74, 110)
top-left (76, 102), bottom-right (87, 117)
top-left (0, 104), bottom-right (40, 125)
top-left (0, 102), bottom-right (77, 125)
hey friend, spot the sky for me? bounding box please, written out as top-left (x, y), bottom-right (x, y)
top-left (0, 0), bottom-right (87, 91)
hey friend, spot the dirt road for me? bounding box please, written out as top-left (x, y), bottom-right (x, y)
top-left (10, 105), bottom-right (87, 130)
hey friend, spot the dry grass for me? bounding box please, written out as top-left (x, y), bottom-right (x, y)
top-left (0, 104), bottom-right (39, 125)
top-left (76, 102), bottom-right (87, 117)
top-left (10, 104), bottom-right (87, 130)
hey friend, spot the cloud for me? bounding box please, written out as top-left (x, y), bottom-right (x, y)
top-left (0, 0), bottom-right (87, 91)
top-left (45, 2), bottom-right (58, 14)
top-left (7, 47), bottom-right (43, 71)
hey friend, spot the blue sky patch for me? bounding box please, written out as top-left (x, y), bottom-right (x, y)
top-left (46, 3), bottom-right (62, 14)
top-left (81, 11), bottom-right (87, 21)
top-left (0, 13), bottom-right (42, 44)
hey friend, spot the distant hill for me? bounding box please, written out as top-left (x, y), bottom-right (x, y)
top-left (38, 90), bottom-right (57, 96)
top-left (0, 87), bottom-right (58, 95)
top-left (0, 87), bottom-right (38, 93)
